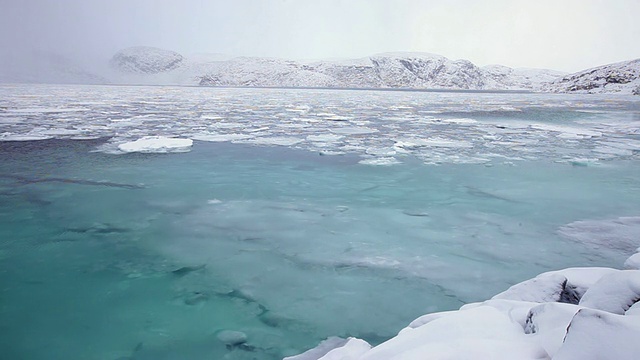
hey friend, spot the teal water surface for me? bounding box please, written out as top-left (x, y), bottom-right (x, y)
top-left (1, 138), bottom-right (640, 360)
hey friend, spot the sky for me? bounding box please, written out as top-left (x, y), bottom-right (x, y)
top-left (1, 0), bottom-right (639, 72)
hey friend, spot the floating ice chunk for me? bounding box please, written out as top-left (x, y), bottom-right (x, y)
top-left (306, 134), bottom-right (344, 142)
top-left (248, 136), bottom-right (304, 146)
top-left (420, 137), bottom-right (473, 148)
top-left (358, 157), bottom-right (401, 166)
top-left (322, 115), bottom-right (353, 121)
top-left (207, 199), bottom-right (222, 204)
top-left (331, 127), bottom-right (378, 135)
top-left (530, 123), bottom-right (602, 139)
top-left (117, 136), bottom-right (193, 153)
top-left (192, 133), bottom-right (254, 142)
top-left (578, 270), bottom-right (640, 314)
top-left (6, 107), bottom-right (88, 113)
top-left (441, 117), bottom-right (478, 124)
top-left (553, 309), bottom-right (640, 360)
top-left (365, 147), bottom-right (396, 156)
top-left (0, 132), bottom-right (53, 141)
top-left (624, 248), bottom-right (640, 270)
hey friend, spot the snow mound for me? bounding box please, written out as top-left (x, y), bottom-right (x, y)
top-left (110, 46), bottom-right (184, 74)
top-left (624, 248), bottom-right (640, 270)
top-left (579, 270), bottom-right (640, 314)
top-left (553, 308), bottom-right (640, 360)
top-left (117, 136), bottom-right (193, 153)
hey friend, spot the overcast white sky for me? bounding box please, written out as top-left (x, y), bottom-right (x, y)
top-left (1, 0), bottom-right (639, 72)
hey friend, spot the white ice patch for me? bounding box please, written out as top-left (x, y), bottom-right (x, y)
top-left (0, 132), bottom-right (53, 141)
top-left (306, 134), bottom-right (344, 142)
top-left (530, 123), bottom-right (602, 139)
top-left (358, 157), bottom-right (401, 166)
top-left (247, 136), bottom-right (304, 146)
top-left (192, 133), bottom-right (254, 142)
top-left (331, 127), bottom-right (378, 135)
top-left (117, 136), bottom-right (193, 153)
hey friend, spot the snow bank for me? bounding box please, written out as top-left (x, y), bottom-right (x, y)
top-left (117, 136), bottom-right (193, 153)
top-left (291, 263), bottom-right (640, 360)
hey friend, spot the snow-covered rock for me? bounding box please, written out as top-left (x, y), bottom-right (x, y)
top-left (553, 308), bottom-right (640, 360)
top-left (359, 306), bottom-right (548, 360)
top-left (544, 58), bottom-right (640, 95)
top-left (491, 267), bottom-right (617, 303)
top-left (578, 270), bottom-right (640, 314)
top-left (117, 136), bottom-right (193, 153)
top-left (523, 303), bottom-right (584, 356)
top-left (110, 46), bottom-right (184, 74)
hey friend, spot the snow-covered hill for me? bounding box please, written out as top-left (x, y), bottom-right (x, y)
top-left (544, 58), bottom-right (640, 95)
top-left (4, 45), bottom-right (639, 95)
top-left (196, 52), bottom-right (565, 91)
top-left (106, 47), bottom-right (566, 91)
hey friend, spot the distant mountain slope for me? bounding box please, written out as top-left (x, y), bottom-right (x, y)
top-left (544, 58), bottom-right (640, 95)
top-left (110, 46), bottom-right (184, 74)
top-left (5, 45), bottom-right (639, 95)
top-left (110, 48), bottom-right (562, 91)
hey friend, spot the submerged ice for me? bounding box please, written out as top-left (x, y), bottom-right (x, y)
top-left (0, 85), bottom-right (639, 359)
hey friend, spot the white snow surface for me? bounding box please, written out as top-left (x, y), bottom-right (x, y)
top-left (292, 267), bottom-right (640, 360)
top-left (117, 136), bottom-right (193, 153)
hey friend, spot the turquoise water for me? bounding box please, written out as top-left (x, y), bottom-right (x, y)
top-left (0, 85), bottom-right (639, 359)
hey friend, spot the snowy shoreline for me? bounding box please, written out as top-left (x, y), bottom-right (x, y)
top-left (288, 249), bottom-right (640, 360)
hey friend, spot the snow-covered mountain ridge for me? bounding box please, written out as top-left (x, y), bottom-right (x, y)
top-left (2, 46), bottom-right (639, 94)
top-left (108, 47), bottom-right (567, 91)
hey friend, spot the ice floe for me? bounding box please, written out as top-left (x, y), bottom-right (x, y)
top-left (1, 85), bottom-right (640, 166)
top-left (117, 136), bottom-right (193, 153)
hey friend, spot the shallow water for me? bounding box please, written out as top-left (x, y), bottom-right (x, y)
top-left (0, 85), bottom-right (639, 359)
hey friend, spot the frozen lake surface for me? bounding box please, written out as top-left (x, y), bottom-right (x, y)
top-left (0, 84), bottom-right (639, 359)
